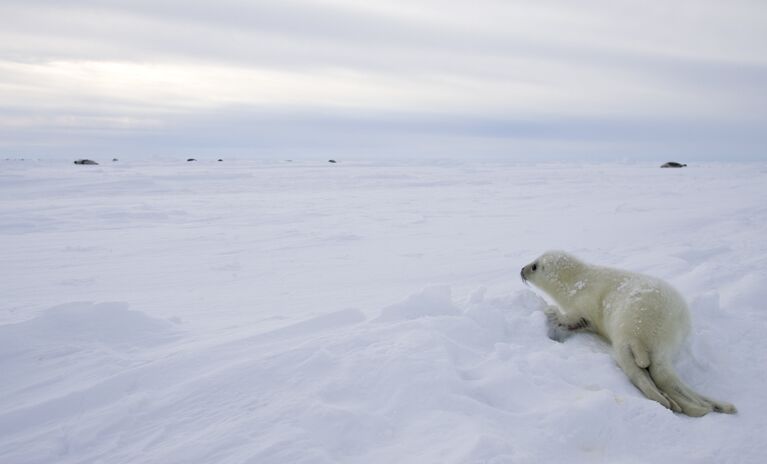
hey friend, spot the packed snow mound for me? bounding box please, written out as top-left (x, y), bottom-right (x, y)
top-left (0, 303), bottom-right (180, 432)
top-left (0, 302), bottom-right (177, 357)
top-left (0, 287), bottom-right (757, 464)
top-left (374, 285), bottom-right (461, 321)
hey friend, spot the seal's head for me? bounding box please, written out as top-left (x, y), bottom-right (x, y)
top-left (521, 250), bottom-right (585, 295)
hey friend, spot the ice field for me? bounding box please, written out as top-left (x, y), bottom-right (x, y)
top-left (1, 159), bottom-right (766, 463)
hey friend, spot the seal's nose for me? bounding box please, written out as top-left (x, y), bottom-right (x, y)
top-left (520, 266), bottom-right (528, 284)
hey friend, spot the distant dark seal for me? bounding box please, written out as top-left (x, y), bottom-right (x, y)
top-left (74, 159), bottom-right (98, 165)
top-left (661, 162), bottom-right (687, 168)
top-left (521, 250), bottom-right (736, 416)
top-left (187, 158), bottom-right (197, 162)
top-left (328, 159), bottom-right (337, 163)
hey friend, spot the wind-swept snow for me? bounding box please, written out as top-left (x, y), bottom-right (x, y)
top-left (1, 160), bottom-right (765, 463)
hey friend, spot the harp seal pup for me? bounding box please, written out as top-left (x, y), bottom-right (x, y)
top-left (521, 250), bottom-right (736, 417)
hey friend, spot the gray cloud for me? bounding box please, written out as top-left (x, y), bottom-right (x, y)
top-left (1, 0), bottom-right (766, 160)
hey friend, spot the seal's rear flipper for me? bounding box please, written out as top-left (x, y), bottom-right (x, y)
top-left (648, 359), bottom-right (737, 416)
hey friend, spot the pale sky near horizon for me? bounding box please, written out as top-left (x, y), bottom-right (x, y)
top-left (1, 0), bottom-right (766, 161)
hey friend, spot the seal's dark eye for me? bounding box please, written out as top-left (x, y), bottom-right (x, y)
top-left (531, 263), bottom-right (537, 272)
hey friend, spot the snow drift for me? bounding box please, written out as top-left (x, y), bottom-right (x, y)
top-left (1, 161), bottom-right (765, 463)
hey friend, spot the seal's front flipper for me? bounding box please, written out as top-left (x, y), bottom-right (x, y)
top-left (544, 305), bottom-right (573, 342)
top-left (544, 305), bottom-right (587, 342)
top-left (547, 323), bottom-right (571, 342)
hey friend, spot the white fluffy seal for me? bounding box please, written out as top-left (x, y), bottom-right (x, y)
top-left (521, 250), bottom-right (736, 417)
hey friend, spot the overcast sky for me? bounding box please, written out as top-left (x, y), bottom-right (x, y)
top-left (2, 0), bottom-right (766, 160)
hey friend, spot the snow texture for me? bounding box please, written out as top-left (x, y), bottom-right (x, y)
top-left (1, 160), bottom-right (765, 463)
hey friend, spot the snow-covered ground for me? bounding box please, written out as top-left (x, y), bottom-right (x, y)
top-left (1, 159), bottom-right (765, 463)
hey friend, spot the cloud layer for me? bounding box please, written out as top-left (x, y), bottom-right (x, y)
top-left (2, 0), bottom-right (766, 160)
